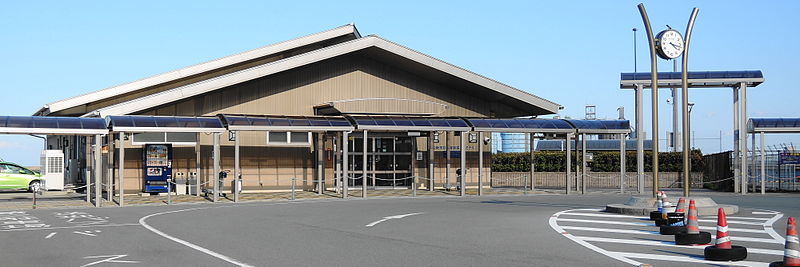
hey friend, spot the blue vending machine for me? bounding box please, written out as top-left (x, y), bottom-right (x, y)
top-left (143, 144), bottom-right (172, 193)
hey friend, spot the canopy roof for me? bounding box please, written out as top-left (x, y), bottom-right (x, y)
top-left (466, 118), bottom-right (574, 133)
top-left (0, 116), bottom-right (107, 135)
top-left (620, 70), bottom-right (764, 89)
top-left (219, 114), bottom-right (354, 132)
top-left (748, 118), bottom-right (800, 133)
top-left (565, 120), bottom-right (630, 134)
top-left (107, 115), bottom-right (225, 133)
top-left (347, 115), bottom-right (471, 132)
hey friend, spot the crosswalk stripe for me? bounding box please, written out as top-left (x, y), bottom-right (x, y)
top-left (696, 219), bottom-right (765, 226)
top-left (561, 225), bottom-right (781, 244)
top-left (561, 212), bottom-right (648, 219)
top-left (578, 236), bottom-right (782, 256)
top-left (610, 251), bottom-right (769, 267)
top-left (557, 217), bottom-right (768, 233)
top-left (753, 211), bottom-right (779, 215)
top-left (703, 216), bottom-right (769, 221)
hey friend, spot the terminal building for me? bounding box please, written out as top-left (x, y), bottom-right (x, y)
top-left (4, 24), bottom-right (631, 202)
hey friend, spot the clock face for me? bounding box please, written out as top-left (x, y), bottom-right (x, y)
top-left (656, 29), bottom-right (684, 59)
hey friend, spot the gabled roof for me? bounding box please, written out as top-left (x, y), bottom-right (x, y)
top-left (36, 24), bottom-right (361, 116)
top-left (88, 35), bottom-right (561, 117)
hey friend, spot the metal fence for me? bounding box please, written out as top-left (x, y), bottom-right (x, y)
top-left (490, 172), bottom-right (703, 192)
top-left (745, 150), bottom-right (800, 192)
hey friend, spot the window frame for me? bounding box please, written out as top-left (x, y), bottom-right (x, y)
top-left (266, 131), bottom-right (312, 147)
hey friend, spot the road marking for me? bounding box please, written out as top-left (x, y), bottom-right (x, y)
top-left (549, 209), bottom-right (645, 266)
top-left (81, 255), bottom-right (139, 267)
top-left (610, 251), bottom-right (768, 267)
top-left (44, 232), bottom-right (56, 239)
top-left (561, 212), bottom-right (648, 219)
top-left (706, 216), bottom-right (769, 221)
top-left (753, 211), bottom-right (779, 215)
top-left (762, 209), bottom-right (786, 244)
top-left (73, 230), bottom-right (101, 237)
top-left (578, 236), bottom-right (783, 256)
top-left (365, 212), bottom-right (424, 227)
top-left (140, 207), bottom-right (255, 267)
top-left (696, 219), bottom-right (765, 226)
top-left (561, 225), bottom-right (780, 244)
top-left (0, 223), bottom-right (138, 232)
top-left (557, 217), bottom-right (768, 233)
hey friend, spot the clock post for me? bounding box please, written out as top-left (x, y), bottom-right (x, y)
top-left (637, 3), bottom-right (699, 198)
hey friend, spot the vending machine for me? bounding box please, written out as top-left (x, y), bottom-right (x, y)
top-left (143, 144), bottom-right (172, 193)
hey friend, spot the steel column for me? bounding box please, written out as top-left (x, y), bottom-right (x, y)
top-left (460, 132), bottom-right (466, 196)
top-left (107, 134), bottom-right (114, 202)
top-left (620, 133), bottom-right (625, 193)
top-left (234, 131), bottom-right (240, 202)
top-left (740, 83), bottom-right (748, 195)
top-left (638, 4), bottom-right (660, 198)
top-left (343, 131), bottom-right (349, 198)
top-left (93, 135), bottom-right (102, 207)
top-left (195, 134), bottom-right (201, 197)
top-left (446, 132), bottom-right (451, 189)
top-left (362, 130), bottom-right (367, 198)
top-left (566, 133), bottom-right (572, 195)
top-left (760, 132), bottom-right (765, 195)
top-left (118, 132), bottom-right (125, 207)
top-left (212, 132), bottom-right (220, 202)
top-left (681, 8), bottom-right (699, 197)
top-left (478, 132), bottom-right (484, 196)
top-left (581, 133), bottom-right (587, 194)
top-left (529, 133), bottom-right (535, 191)
top-left (317, 133), bottom-right (324, 195)
top-left (429, 131), bottom-right (434, 191)
top-left (635, 84), bottom-right (645, 194)
top-left (733, 87), bottom-right (740, 193)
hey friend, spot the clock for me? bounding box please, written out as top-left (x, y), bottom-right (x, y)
top-left (655, 29), bottom-right (684, 59)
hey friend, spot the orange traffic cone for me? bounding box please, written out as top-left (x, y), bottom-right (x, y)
top-left (659, 197), bottom-right (687, 235)
top-left (770, 217), bottom-right (800, 267)
top-left (675, 199), bottom-right (711, 245)
top-left (705, 208), bottom-right (747, 261)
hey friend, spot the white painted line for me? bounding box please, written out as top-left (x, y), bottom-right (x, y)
top-left (752, 211), bottom-right (779, 215)
top-left (73, 231), bottom-right (97, 237)
top-left (0, 223), bottom-right (139, 232)
top-left (696, 219), bottom-right (765, 226)
top-left (549, 210), bottom-right (644, 266)
top-left (560, 212), bottom-right (648, 219)
top-left (560, 225), bottom-right (780, 243)
top-left (698, 226), bottom-right (766, 234)
top-left (44, 232), bottom-right (56, 239)
top-left (762, 210), bottom-right (786, 244)
top-left (610, 251), bottom-right (769, 267)
top-left (557, 218), bottom-right (652, 227)
top-left (711, 216), bottom-right (769, 221)
top-left (139, 207), bottom-right (255, 267)
top-left (81, 255), bottom-right (139, 267)
top-left (578, 236), bottom-right (783, 256)
top-left (365, 212), bottom-right (424, 227)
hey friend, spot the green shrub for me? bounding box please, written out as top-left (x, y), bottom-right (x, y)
top-left (492, 150), bottom-right (704, 172)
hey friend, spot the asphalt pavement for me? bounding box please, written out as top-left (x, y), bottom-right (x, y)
top-left (1, 191), bottom-right (798, 266)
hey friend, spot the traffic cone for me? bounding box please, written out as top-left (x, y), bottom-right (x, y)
top-left (770, 217), bottom-right (800, 267)
top-left (705, 208), bottom-right (748, 261)
top-left (655, 198), bottom-right (671, 226)
top-left (661, 191), bottom-right (673, 207)
top-left (660, 197), bottom-right (687, 235)
top-left (674, 199), bottom-right (711, 245)
top-left (649, 193), bottom-right (664, 220)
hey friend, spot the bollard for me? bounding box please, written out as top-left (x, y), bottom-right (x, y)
top-left (167, 178), bottom-right (172, 205)
top-left (32, 188), bottom-right (37, 209)
top-left (291, 177), bottom-right (296, 201)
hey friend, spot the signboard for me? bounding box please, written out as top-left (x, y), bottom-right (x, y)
top-left (779, 152), bottom-right (800, 165)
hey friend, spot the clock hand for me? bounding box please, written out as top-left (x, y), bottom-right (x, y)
top-left (671, 43), bottom-right (682, 49)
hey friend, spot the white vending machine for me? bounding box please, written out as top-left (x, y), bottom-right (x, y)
top-left (40, 150), bottom-right (65, 190)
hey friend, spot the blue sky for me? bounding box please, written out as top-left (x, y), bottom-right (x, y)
top-left (0, 1), bottom-right (798, 165)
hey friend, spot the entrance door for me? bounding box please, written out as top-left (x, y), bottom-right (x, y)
top-left (348, 134), bottom-right (413, 189)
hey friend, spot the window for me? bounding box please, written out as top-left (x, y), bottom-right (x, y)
top-left (132, 132), bottom-right (197, 145)
top-left (1, 164), bottom-right (32, 175)
top-left (267, 132), bottom-right (311, 146)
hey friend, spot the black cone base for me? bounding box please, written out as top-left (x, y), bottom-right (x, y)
top-left (659, 225), bottom-right (687, 235)
top-left (666, 212), bottom-right (685, 224)
top-left (675, 231), bottom-right (712, 245)
top-left (649, 211), bottom-right (663, 220)
top-left (704, 245), bottom-right (747, 261)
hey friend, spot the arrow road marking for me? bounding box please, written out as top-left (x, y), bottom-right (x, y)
top-left (365, 212), bottom-right (424, 227)
top-left (81, 255), bottom-right (139, 267)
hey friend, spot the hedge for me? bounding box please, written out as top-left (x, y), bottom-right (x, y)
top-left (491, 150), bottom-right (704, 172)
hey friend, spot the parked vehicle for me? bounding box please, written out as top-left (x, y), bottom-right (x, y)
top-left (0, 162), bottom-right (42, 192)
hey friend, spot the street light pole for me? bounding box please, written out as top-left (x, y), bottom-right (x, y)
top-left (633, 28), bottom-right (638, 72)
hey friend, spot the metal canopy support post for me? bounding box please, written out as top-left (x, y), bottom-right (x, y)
top-left (478, 132), bottom-right (484, 196)
top-left (566, 133), bottom-right (572, 195)
top-left (620, 133), bottom-right (625, 193)
top-left (107, 134), bottom-right (114, 202)
top-left (575, 134), bottom-right (580, 194)
top-left (362, 130), bottom-right (367, 198)
top-left (529, 133), bottom-right (535, 191)
top-left (638, 3), bottom-right (660, 198)
top-left (446, 132), bottom-right (451, 189)
top-left (213, 132), bottom-right (220, 203)
top-left (581, 133), bottom-right (587, 194)
top-left (317, 133), bottom-right (324, 195)
top-left (733, 86), bottom-right (740, 193)
top-left (234, 131), bottom-right (240, 203)
top-left (429, 131), bottom-right (434, 191)
top-left (118, 132), bottom-right (125, 207)
top-left (740, 82), bottom-right (748, 195)
top-left (635, 84), bottom-right (645, 194)
top-left (681, 8), bottom-right (699, 197)
top-left (343, 131), bottom-right (349, 198)
top-left (195, 134), bottom-right (201, 197)
top-left (94, 135), bottom-right (102, 207)
top-left (760, 132), bottom-right (765, 195)
top-left (460, 131), bottom-right (466, 196)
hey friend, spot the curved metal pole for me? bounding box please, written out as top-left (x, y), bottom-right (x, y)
top-left (681, 8), bottom-right (699, 197)
top-left (638, 3), bottom-right (659, 197)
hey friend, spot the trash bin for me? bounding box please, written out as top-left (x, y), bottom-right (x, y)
top-left (230, 179), bottom-right (242, 195)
